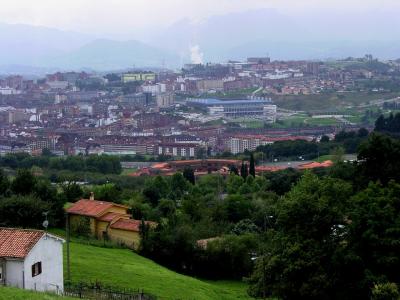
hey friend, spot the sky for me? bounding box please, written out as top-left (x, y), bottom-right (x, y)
top-left (0, 0), bottom-right (398, 39)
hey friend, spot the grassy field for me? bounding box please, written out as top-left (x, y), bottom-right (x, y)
top-left (0, 286), bottom-right (75, 300)
top-left (121, 167), bottom-right (137, 175)
top-left (275, 115), bottom-right (340, 128)
top-left (66, 241), bottom-right (253, 300)
top-left (271, 91), bottom-right (400, 112)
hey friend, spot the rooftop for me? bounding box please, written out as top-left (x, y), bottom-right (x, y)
top-left (66, 199), bottom-right (128, 217)
top-left (186, 98), bottom-right (272, 105)
top-left (110, 219), bottom-right (156, 232)
top-left (0, 228), bottom-right (44, 259)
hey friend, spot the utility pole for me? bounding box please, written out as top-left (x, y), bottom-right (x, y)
top-left (263, 254), bottom-right (266, 300)
top-left (65, 212), bottom-right (71, 282)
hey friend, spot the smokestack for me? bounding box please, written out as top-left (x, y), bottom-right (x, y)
top-left (89, 192), bottom-right (94, 201)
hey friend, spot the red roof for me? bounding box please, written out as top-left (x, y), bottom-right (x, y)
top-left (298, 160), bottom-right (333, 170)
top-left (66, 199), bottom-right (128, 217)
top-left (0, 228), bottom-right (44, 259)
top-left (98, 212), bottom-right (129, 222)
top-left (111, 219), bottom-right (141, 231)
top-left (110, 219), bottom-right (156, 232)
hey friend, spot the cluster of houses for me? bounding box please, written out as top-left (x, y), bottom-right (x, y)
top-left (0, 193), bottom-right (154, 295)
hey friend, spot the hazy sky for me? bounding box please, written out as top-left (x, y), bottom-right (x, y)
top-left (0, 0), bottom-right (398, 39)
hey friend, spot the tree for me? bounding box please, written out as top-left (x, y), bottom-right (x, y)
top-left (231, 219), bottom-right (259, 235)
top-left (91, 183), bottom-right (122, 203)
top-left (320, 135), bottom-right (330, 143)
top-left (170, 173), bottom-right (190, 200)
top-left (143, 176), bottom-right (169, 206)
top-left (226, 174), bottom-right (244, 194)
top-left (11, 169), bottom-right (36, 195)
top-left (0, 168), bottom-right (10, 196)
top-left (183, 167), bottom-right (195, 185)
top-left (241, 162), bottom-right (248, 179)
top-left (348, 182), bottom-right (400, 289)
top-left (249, 154), bottom-right (256, 177)
top-left (223, 194), bottom-right (252, 223)
top-left (41, 148), bottom-right (52, 156)
top-left (61, 181), bottom-right (83, 202)
top-left (248, 172), bottom-right (354, 299)
top-left (357, 133), bottom-right (400, 185)
top-left (230, 165), bottom-right (239, 175)
top-left (371, 283), bottom-right (399, 300)
top-left (358, 127), bottom-right (369, 138)
top-left (157, 199), bottom-right (176, 218)
top-left (0, 195), bottom-right (51, 228)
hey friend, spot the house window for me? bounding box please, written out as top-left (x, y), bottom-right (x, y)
top-left (31, 262), bottom-right (42, 277)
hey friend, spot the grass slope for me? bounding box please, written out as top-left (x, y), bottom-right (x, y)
top-left (0, 286), bottom-right (75, 300)
top-left (66, 242), bottom-right (252, 300)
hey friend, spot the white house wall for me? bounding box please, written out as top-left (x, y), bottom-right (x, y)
top-left (23, 234), bottom-right (64, 293)
top-left (5, 260), bottom-right (24, 288)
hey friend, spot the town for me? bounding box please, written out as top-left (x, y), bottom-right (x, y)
top-left (0, 55), bottom-right (399, 163)
top-left (2, 1), bottom-right (400, 300)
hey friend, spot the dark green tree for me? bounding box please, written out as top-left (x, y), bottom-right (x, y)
top-left (183, 167), bottom-right (195, 185)
top-left (249, 154), bottom-right (256, 177)
top-left (241, 162), bottom-right (248, 179)
top-left (11, 169), bottom-right (36, 195)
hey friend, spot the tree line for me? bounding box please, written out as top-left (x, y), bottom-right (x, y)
top-left (0, 152), bottom-right (122, 174)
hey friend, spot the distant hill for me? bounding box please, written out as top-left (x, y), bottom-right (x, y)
top-left (1, 10), bottom-right (400, 74)
top-left (0, 23), bottom-right (180, 73)
top-left (41, 39), bottom-right (181, 70)
top-left (0, 23), bottom-right (91, 67)
top-left (150, 9), bottom-right (400, 62)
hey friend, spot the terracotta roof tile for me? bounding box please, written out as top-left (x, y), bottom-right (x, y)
top-left (98, 212), bottom-right (129, 222)
top-left (110, 219), bottom-right (156, 232)
top-left (0, 228), bottom-right (44, 259)
top-left (66, 199), bottom-right (128, 217)
top-left (298, 160), bottom-right (333, 170)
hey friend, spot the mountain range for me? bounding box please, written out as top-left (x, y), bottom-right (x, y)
top-left (0, 9), bottom-right (399, 74)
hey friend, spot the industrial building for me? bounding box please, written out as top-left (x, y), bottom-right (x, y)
top-left (121, 72), bottom-right (156, 83)
top-left (186, 98), bottom-right (277, 122)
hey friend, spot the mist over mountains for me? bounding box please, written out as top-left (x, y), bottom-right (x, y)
top-left (0, 9), bottom-right (399, 74)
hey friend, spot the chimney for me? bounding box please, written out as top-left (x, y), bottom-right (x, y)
top-left (89, 192), bottom-right (94, 201)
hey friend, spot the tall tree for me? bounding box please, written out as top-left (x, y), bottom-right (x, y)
top-left (241, 162), bottom-right (248, 179)
top-left (183, 167), bottom-right (195, 185)
top-left (249, 153), bottom-right (256, 177)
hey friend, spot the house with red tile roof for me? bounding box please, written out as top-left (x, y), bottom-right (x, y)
top-left (66, 193), bottom-right (155, 249)
top-left (0, 228), bottom-right (64, 293)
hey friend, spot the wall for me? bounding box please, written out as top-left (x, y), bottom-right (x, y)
top-left (23, 234), bottom-right (64, 293)
top-left (5, 260), bottom-right (24, 288)
top-left (95, 221), bottom-right (109, 239)
top-left (108, 228), bottom-right (140, 249)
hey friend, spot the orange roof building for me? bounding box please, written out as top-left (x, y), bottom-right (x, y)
top-left (66, 193), bottom-right (155, 249)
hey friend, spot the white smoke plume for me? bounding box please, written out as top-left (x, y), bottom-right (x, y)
top-left (190, 45), bottom-right (204, 64)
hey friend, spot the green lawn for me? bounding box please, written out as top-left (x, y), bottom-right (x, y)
top-left (121, 167), bottom-right (137, 175)
top-left (66, 241), bottom-right (253, 300)
top-left (0, 286), bottom-right (75, 300)
top-left (275, 116), bottom-right (339, 128)
top-left (305, 117), bottom-right (339, 126)
top-left (271, 91), bottom-right (400, 112)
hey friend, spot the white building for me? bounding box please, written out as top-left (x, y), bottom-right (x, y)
top-left (0, 87), bottom-right (20, 95)
top-left (141, 83), bottom-right (166, 95)
top-left (0, 228), bottom-right (64, 294)
top-left (226, 137), bottom-right (273, 154)
top-left (156, 93), bottom-right (175, 108)
top-left (47, 81), bottom-right (69, 90)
